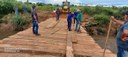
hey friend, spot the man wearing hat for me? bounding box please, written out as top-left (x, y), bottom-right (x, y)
top-left (31, 5), bottom-right (40, 35)
top-left (75, 9), bottom-right (83, 32)
top-left (111, 11), bottom-right (128, 57)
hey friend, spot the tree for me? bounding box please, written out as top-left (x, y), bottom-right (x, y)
top-left (37, 2), bottom-right (45, 6)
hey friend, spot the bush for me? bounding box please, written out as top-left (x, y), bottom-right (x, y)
top-left (81, 6), bottom-right (95, 15)
top-left (0, 19), bottom-right (3, 23)
top-left (0, 0), bottom-right (16, 14)
top-left (96, 27), bottom-right (106, 35)
top-left (37, 2), bottom-right (45, 6)
top-left (0, 19), bottom-right (8, 24)
top-left (93, 14), bottom-right (109, 25)
top-left (11, 15), bottom-right (28, 31)
top-left (80, 6), bottom-right (128, 35)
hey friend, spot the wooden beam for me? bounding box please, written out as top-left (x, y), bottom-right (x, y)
top-left (66, 31), bottom-right (74, 57)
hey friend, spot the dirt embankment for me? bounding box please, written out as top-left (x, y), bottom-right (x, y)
top-left (0, 10), bottom-right (53, 39)
top-left (37, 10), bottom-right (53, 22)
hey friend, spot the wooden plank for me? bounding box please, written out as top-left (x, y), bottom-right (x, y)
top-left (66, 31), bottom-right (74, 57)
top-left (46, 20), bottom-right (59, 29)
top-left (72, 32), bottom-right (78, 44)
top-left (0, 18), bottom-right (116, 57)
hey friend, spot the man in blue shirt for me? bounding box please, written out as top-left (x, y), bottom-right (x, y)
top-left (73, 10), bottom-right (78, 24)
top-left (75, 9), bottom-right (83, 32)
top-left (23, 5), bottom-right (27, 14)
top-left (31, 6), bottom-right (40, 36)
top-left (111, 11), bottom-right (128, 57)
top-left (15, 6), bottom-right (18, 16)
top-left (67, 12), bottom-right (74, 31)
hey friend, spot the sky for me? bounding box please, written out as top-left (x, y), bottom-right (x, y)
top-left (17, 0), bottom-right (128, 6)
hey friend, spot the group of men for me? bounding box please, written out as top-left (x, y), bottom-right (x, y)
top-left (67, 9), bottom-right (82, 32)
top-left (16, 5), bottom-right (128, 57)
top-left (15, 5), bottom-right (27, 16)
top-left (53, 8), bottom-right (83, 32)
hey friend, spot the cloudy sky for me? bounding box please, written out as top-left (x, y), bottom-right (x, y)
top-left (17, 0), bottom-right (128, 6)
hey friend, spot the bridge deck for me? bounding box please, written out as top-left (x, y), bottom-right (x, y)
top-left (0, 18), bottom-right (116, 57)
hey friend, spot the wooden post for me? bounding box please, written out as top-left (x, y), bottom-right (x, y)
top-left (103, 19), bottom-right (112, 57)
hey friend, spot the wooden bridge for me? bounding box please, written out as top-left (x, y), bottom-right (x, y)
top-left (0, 18), bottom-right (116, 57)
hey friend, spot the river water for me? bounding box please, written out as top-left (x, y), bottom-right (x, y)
top-left (92, 35), bottom-right (117, 53)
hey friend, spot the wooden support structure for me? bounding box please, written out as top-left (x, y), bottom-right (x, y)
top-left (0, 18), bottom-right (116, 57)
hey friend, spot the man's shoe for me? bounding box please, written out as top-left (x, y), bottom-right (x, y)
top-left (33, 31), bottom-right (36, 34)
top-left (69, 29), bottom-right (72, 31)
top-left (35, 34), bottom-right (40, 36)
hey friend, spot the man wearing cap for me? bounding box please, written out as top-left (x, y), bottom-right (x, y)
top-left (75, 9), bottom-right (83, 32)
top-left (111, 11), bottom-right (128, 57)
top-left (31, 6), bottom-right (40, 35)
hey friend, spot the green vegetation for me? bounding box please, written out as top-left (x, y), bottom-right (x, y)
top-left (82, 6), bottom-right (128, 35)
top-left (0, 0), bottom-right (31, 17)
top-left (0, 0), bottom-right (128, 35)
top-left (0, 19), bottom-right (4, 23)
top-left (38, 5), bottom-right (57, 11)
top-left (93, 14), bottom-right (109, 25)
top-left (11, 14), bottom-right (31, 31)
top-left (0, 0), bottom-right (57, 31)
top-left (0, 0), bottom-right (15, 18)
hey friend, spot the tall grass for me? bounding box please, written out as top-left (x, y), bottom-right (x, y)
top-left (11, 13), bottom-right (31, 31)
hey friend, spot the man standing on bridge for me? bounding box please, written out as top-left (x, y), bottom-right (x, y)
top-left (56, 8), bottom-right (61, 21)
top-left (31, 5), bottom-right (40, 36)
top-left (111, 11), bottom-right (128, 57)
top-left (73, 9), bottom-right (78, 24)
top-left (75, 9), bottom-right (83, 32)
top-left (67, 12), bottom-right (74, 31)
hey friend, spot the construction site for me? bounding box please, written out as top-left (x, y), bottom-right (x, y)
top-left (0, 0), bottom-right (128, 57)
